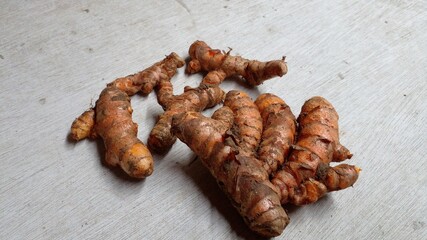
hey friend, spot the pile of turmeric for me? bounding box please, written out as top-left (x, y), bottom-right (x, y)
top-left (171, 91), bottom-right (359, 237)
top-left (71, 39), bottom-right (290, 174)
top-left (70, 40), bottom-right (360, 237)
top-left (172, 91), bottom-right (289, 237)
top-left (147, 40), bottom-right (289, 152)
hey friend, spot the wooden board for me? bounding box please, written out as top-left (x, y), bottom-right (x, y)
top-left (1, 0), bottom-right (426, 239)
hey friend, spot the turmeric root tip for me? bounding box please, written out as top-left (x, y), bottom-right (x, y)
top-left (70, 109), bottom-right (96, 141)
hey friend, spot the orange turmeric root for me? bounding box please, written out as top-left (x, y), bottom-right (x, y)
top-left (95, 86), bottom-right (153, 178)
top-left (171, 90), bottom-right (289, 238)
top-left (255, 93), bottom-right (297, 175)
top-left (223, 90), bottom-right (263, 156)
top-left (70, 109), bottom-right (97, 141)
top-left (70, 53), bottom-right (185, 178)
top-left (147, 41), bottom-right (287, 152)
top-left (186, 40), bottom-right (287, 86)
top-left (271, 96), bottom-right (360, 205)
top-left (108, 52), bottom-right (185, 96)
top-left (147, 81), bottom-right (225, 153)
top-left (70, 52), bottom-right (185, 141)
top-left (172, 92), bottom-right (360, 236)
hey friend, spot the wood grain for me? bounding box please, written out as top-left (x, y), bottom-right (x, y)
top-left (1, 0), bottom-right (426, 239)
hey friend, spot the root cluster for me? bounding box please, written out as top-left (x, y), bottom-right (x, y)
top-left (70, 41), bottom-right (359, 237)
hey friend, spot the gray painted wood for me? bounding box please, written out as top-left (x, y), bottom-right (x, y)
top-left (1, 0), bottom-right (426, 239)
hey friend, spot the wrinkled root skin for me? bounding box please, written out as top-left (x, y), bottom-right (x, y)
top-left (148, 83), bottom-right (225, 153)
top-left (186, 40), bottom-right (287, 86)
top-left (108, 52), bottom-right (185, 96)
top-left (70, 53), bottom-right (185, 178)
top-left (95, 86), bottom-right (153, 178)
top-left (272, 96), bottom-right (359, 205)
top-left (172, 92), bottom-right (360, 236)
top-left (224, 155), bottom-right (289, 237)
top-left (71, 53), bottom-right (185, 142)
top-left (255, 93), bottom-right (297, 175)
top-left (224, 90), bottom-right (263, 157)
top-left (171, 93), bottom-right (289, 237)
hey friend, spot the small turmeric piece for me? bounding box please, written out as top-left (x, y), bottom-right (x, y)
top-left (70, 53), bottom-right (185, 178)
top-left (271, 96), bottom-right (359, 205)
top-left (186, 40), bottom-right (287, 86)
top-left (70, 109), bottom-right (97, 141)
top-left (148, 82), bottom-right (225, 152)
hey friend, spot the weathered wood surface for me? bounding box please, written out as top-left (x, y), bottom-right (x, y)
top-left (1, 1), bottom-right (426, 239)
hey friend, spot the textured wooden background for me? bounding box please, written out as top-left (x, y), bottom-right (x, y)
top-left (1, 0), bottom-right (426, 239)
